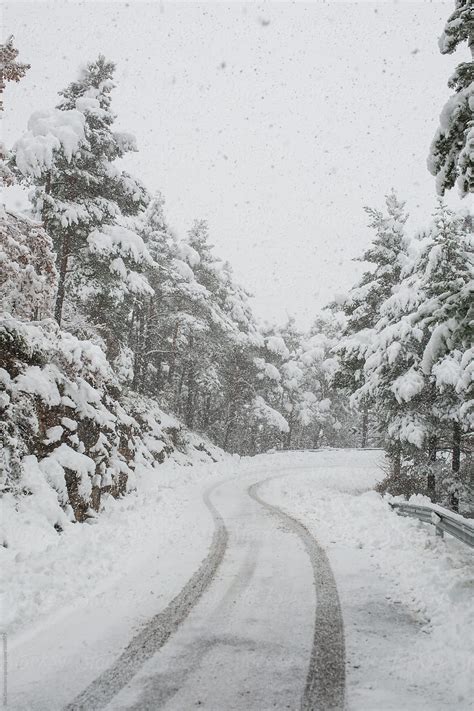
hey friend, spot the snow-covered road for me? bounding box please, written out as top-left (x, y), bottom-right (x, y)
top-left (89, 473), bottom-right (337, 711)
top-left (6, 450), bottom-right (473, 710)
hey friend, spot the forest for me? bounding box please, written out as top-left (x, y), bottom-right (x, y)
top-left (0, 0), bottom-right (473, 525)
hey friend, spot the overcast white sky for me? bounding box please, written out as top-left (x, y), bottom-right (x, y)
top-left (3, 1), bottom-right (467, 328)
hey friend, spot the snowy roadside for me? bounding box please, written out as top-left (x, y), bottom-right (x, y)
top-left (1, 453), bottom-right (238, 641)
top-left (1, 449), bottom-right (327, 643)
top-left (260, 449), bottom-right (474, 711)
top-left (3, 453), bottom-right (246, 709)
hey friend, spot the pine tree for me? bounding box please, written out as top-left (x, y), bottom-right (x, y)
top-left (13, 56), bottom-right (150, 334)
top-left (415, 203), bottom-right (474, 506)
top-left (353, 202), bottom-right (473, 503)
top-left (302, 311), bottom-right (360, 449)
top-left (428, 1), bottom-right (474, 195)
top-left (334, 192), bottom-right (409, 445)
top-left (1, 36), bottom-right (29, 187)
top-left (171, 220), bottom-right (240, 431)
top-left (344, 191), bottom-right (409, 333)
top-left (0, 35), bottom-right (30, 112)
top-left (0, 41), bottom-right (55, 323)
top-left (131, 193), bottom-right (192, 395)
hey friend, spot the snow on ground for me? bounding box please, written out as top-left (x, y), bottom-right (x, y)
top-left (3, 453), bottom-right (243, 710)
top-left (1, 454), bottom-right (237, 639)
top-left (260, 449), bottom-right (474, 711)
top-left (2, 448), bottom-right (473, 710)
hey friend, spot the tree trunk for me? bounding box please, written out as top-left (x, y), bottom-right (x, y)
top-left (184, 336), bottom-right (195, 428)
top-left (54, 233), bottom-right (70, 326)
top-left (450, 422), bottom-right (461, 512)
top-left (175, 366), bottom-right (186, 413)
top-left (361, 404), bottom-right (369, 448)
top-left (223, 419), bottom-right (233, 451)
top-left (392, 442), bottom-right (401, 479)
top-left (168, 321), bottom-right (179, 383)
top-left (203, 394), bottom-right (212, 429)
top-left (427, 435), bottom-right (437, 501)
top-left (223, 403), bottom-right (235, 451)
top-left (132, 306), bottom-right (143, 391)
top-left (313, 425), bottom-right (321, 449)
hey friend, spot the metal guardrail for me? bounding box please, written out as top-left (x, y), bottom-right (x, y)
top-left (390, 502), bottom-right (474, 548)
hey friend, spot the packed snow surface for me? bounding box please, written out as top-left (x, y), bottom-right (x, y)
top-left (261, 450), bottom-right (474, 710)
top-left (2, 449), bottom-right (473, 710)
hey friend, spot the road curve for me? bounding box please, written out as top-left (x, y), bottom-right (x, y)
top-left (66, 470), bottom-right (345, 710)
top-left (65, 483), bottom-right (229, 711)
top-left (248, 479), bottom-right (345, 711)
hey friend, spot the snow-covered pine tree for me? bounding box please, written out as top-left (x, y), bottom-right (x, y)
top-left (188, 258), bottom-right (254, 439)
top-left (0, 40), bottom-right (55, 323)
top-left (1, 36), bottom-right (30, 187)
top-left (428, 0), bottom-right (474, 195)
top-left (300, 311), bottom-right (359, 449)
top-left (13, 56), bottom-right (150, 344)
top-left (439, 0), bottom-right (474, 55)
top-left (0, 35), bottom-right (30, 112)
top-left (334, 192), bottom-right (409, 445)
top-left (414, 202), bottom-right (474, 507)
top-left (130, 193), bottom-right (194, 396)
top-left (355, 202), bottom-right (472, 503)
top-left (172, 219), bottom-right (215, 427)
top-left (186, 219), bottom-right (223, 295)
top-left (344, 191), bottom-right (409, 333)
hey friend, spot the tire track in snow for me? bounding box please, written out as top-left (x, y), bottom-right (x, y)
top-left (248, 478), bottom-right (346, 711)
top-left (64, 482), bottom-right (228, 711)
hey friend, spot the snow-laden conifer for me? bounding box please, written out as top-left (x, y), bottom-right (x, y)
top-left (13, 56), bottom-right (150, 330)
top-left (428, 0), bottom-right (474, 196)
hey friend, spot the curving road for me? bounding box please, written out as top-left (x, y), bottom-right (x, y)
top-left (67, 471), bottom-right (345, 711)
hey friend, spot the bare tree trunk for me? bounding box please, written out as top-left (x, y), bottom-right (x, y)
top-left (223, 419), bottom-right (233, 451)
top-left (175, 366), bottom-right (186, 413)
top-left (132, 306), bottom-right (143, 391)
top-left (392, 441), bottom-right (401, 479)
top-left (128, 302), bottom-right (137, 347)
top-left (361, 404), bottom-right (369, 448)
top-left (313, 425), bottom-right (321, 449)
top-left (203, 394), bottom-right (212, 429)
top-left (223, 403), bottom-right (235, 451)
top-left (427, 435), bottom-right (437, 501)
top-left (168, 321), bottom-right (179, 383)
top-left (54, 233), bottom-right (70, 325)
top-left (450, 422), bottom-right (461, 512)
top-left (185, 337), bottom-right (195, 429)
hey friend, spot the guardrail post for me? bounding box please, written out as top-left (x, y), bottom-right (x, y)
top-left (431, 511), bottom-right (444, 538)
